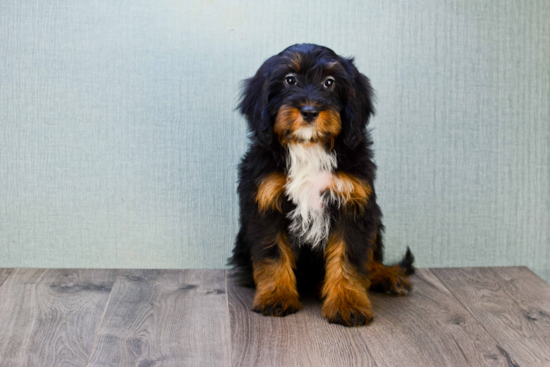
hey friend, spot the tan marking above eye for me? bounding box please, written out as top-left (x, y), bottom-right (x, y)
top-left (288, 53), bottom-right (302, 71)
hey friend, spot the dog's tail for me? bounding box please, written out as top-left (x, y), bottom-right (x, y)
top-left (397, 247), bottom-right (415, 276)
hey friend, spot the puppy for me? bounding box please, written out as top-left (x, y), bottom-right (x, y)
top-left (229, 44), bottom-right (414, 327)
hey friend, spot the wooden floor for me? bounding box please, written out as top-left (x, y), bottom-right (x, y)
top-left (0, 267), bottom-right (549, 366)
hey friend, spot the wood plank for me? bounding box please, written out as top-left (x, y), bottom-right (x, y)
top-left (229, 269), bottom-right (514, 366)
top-left (354, 269), bottom-right (511, 367)
top-left (0, 269), bottom-right (118, 367)
top-left (433, 266), bottom-right (550, 366)
top-left (228, 280), bottom-right (378, 367)
top-left (300, 298), bottom-right (378, 367)
top-left (86, 269), bottom-right (230, 367)
top-left (0, 269), bottom-right (13, 287)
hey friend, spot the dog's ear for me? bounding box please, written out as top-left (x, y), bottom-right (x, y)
top-left (238, 64), bottom-right (273, 146)
top-left (340, 57), bottom-right (375, 148)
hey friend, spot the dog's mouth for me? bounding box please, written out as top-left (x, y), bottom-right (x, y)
top-left (273, 105), bottom-right (341, 145)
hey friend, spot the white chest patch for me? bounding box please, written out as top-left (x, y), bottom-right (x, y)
top-left (285, 142), bottom-right (337, 248)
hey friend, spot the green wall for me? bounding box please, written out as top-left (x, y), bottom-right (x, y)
top-left (1, 0), bottom-right (549, 281)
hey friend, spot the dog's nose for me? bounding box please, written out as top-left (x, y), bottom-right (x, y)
top-left (300, 105), bottom-right (319, 122)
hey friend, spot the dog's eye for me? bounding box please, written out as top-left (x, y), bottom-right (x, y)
top-left (285, 75), bottom-right (297, 85)
top-left (324, 77), bottom-right (335, 89)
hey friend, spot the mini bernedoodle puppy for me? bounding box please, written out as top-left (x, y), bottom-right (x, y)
top-left (229, 43), bottom-right (414, 327)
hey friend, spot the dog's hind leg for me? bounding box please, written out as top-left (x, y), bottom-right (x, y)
top-left (367, 226), bottom-right (414, 295)
top-left (368, 247), bottom-right (414, 295)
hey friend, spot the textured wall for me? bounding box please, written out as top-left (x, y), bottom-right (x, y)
top-left (1, 1), bottom-right (549, 280)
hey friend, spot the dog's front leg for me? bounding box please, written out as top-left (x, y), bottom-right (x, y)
top-left (321, 229), bottom-right (373, 326)
top-left (252, 232), bottom-right (302, 316)
top-left (251, 172), bottom-right (301, 316)
top-left (322, 172), bottom-right (374, 326)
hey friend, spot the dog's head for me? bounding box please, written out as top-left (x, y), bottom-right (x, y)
top-left (239, 43), bottom-right (375, 149)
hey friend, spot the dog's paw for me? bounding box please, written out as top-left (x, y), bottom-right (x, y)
top-left (324, 306), bottom-right (373, 327)
top-left (371, 275), bottom-right (412, 296)
top-left (322, 298), bottom-right (373, 327)
top-left (252, 298), bottom-right (302, 317)
top-left (386, 276), bottom-right (412, 296)
top-left (369, 264), bottom-right (413, 296)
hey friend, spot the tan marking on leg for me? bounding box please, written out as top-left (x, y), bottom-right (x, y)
top-left (256, 173), bottom-right (287, 213)
top-left (253, 233), bottom-right (301, 316)
top-left (329, 172), bottom-right (372, 213)
top-left (322, 231), bottom-right (372, 326)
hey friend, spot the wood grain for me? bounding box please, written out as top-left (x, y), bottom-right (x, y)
top-left (0, 269), bottom-right (13, 287)
top-left (228, 276), bottom-right (378, 367)
top-left (228, 269), bottom-right (515, 366)
top-left (355, 269), bottom-right (511, 367)
top-left (229, 283), bottom-right (322, 367)
top-left (0, 269), bottom-right (117, 367)
top-left (86, 269), bottom-right (230, 367)
top-left (433, 266), bottom-right (550, 366)
top-left (300, 297), bottom-right (378, 367)
top-left (1, 267), bottom-right (547, 366)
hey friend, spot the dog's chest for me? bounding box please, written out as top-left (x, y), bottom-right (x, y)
top-left (285, 143), bottom-right (336, 247)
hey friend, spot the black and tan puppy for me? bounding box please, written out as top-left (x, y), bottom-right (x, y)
top-left (229, 43), bottom-right (414, 327)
